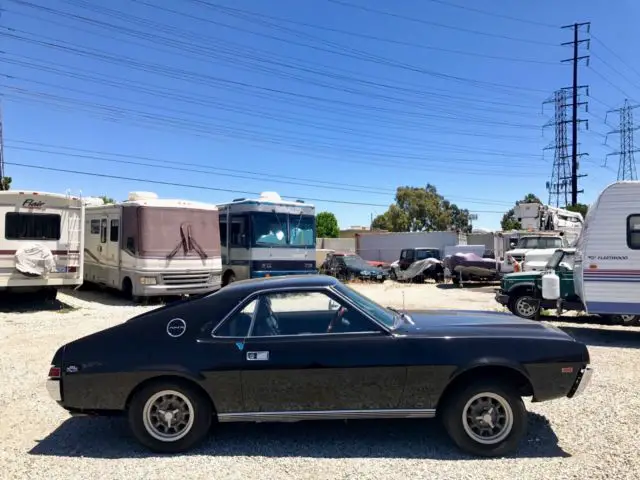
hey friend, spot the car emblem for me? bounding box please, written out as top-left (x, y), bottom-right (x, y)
top-left (166, 318), bottom-right (187, 338)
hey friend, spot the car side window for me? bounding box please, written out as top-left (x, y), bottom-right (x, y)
top-left (627, 214), bottom-right (640, 249)
top-left (400, 250), bottom-right (407, 259)
top-left (213, 299), bottom-right (257, 337)
top-left (249, 290), bottom-right (381, 337)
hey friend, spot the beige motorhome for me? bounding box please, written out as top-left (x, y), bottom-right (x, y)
top-left (83, 192), bottom-right (222, 300)
top-left (0, 190), bottom-right (84, 300)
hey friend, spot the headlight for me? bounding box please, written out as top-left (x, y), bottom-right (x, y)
top-left (139, 276), bottom-right (157, 285)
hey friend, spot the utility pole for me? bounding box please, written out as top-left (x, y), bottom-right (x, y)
top-left (561, 22), bottom-right (591, 205)
top-left (0, 102), bottom-right (4, 189)
top-left (604, 99), bottom-right (640, 181)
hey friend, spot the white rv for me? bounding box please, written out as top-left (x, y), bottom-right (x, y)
top-left (0, 190), bottom-right (84, 300)
top-left (217, 191), bottom-right (316, 285)
top-left (542, 181), bottom-right (640, 325)
top-left (83, 192), bottom-right (222, 300)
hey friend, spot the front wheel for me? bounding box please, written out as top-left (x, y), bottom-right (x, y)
top-left (605, 314), bottom-right (640, 326)
top-left (389, 268), bottom-right (397, 281)
top-left (508, 294), bottom-right (540, 319)
top-left (442, 380), bottom-right (527, 457)
top-left (128, 381), bottom-right (213, 453)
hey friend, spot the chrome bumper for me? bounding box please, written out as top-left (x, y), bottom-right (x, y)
top-left (570, 366), bottom-right (593, 398)
top-left (46, 378), bottom-right (61, 402)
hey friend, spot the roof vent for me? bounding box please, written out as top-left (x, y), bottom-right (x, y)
top-left (128, 191), bottom-right (158, 201)
top-left (259, 191), bottom-right (282, 202)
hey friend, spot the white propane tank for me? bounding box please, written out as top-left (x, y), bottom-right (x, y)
top-left (128, 191), bottom-right (159, 201)
top-left (541, 272), bottom-right (561, 300)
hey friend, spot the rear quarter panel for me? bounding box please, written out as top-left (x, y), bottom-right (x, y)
top-left (59, 294), bottom-right (243, 413)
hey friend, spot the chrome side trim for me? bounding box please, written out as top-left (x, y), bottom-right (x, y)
top-left (46, 378), bottom-right (61, 402)
top-left (217, 409), bottom-right (437, 423)
top-left (570, 366), bottom-right (593, 398)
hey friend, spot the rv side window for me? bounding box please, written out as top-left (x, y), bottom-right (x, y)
top-left (90, 219), bottom-right (100, 234)
top-left (126, 237), bottom-right (135, 253)
top-left (219, 219), bottom-right (227, 247)
top-left (229, 215), bottom-right (248, 248)
top-left (627, 215), bottom-right (640, 249)
top-left (5, 212), bottom-right (61, 240)
top-left (100, 219), bottom-right (107, 243)
top-left (110, 220), bottom-right (119, 242)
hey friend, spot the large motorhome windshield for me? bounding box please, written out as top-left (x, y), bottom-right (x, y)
top-left (250, 212), bottom-right (315, 247)
top-left (517, 237), bottom-right (563, 249)
top-left (127, 206), bottom-right (221, 258)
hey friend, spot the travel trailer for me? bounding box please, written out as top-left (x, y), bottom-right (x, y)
top-left (83, 192), bottom-right (222, 300)
top-left (217, 191), bottom-right (316, 285)
top-left (542, 181), bottom-right (640, 325)
top-left (0, 190), bottom-right (84, 300)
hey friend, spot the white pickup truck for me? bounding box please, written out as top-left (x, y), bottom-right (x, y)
top-left (502, 234), bottom-right (566, 273)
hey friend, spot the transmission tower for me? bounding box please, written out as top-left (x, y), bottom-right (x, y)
top-left (543, 90), bottom-right (571, 207)
top-left (604, 99), bottom-right (639, 181)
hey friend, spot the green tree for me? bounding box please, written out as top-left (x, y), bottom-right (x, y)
top-left (316, 211), bottom-right (340, 238)
top-left (500, 193), bottom-right (542, 230)
top-left (565, 203), bottom-right (589, 218)
top-left (0, 176), bottom-right (11, 191)
top-left (99, 195), bottom-right (116, 204)
top-left (371, 184), bottom-right (472, 233)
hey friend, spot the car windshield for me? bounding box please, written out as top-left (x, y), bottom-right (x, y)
top-left (518, 237), bottom-right (563, 249)
top-left (289, 214), bottom-right (315, 247)
top-left (416, 249), bottom-right (440, 260)
top-left (333, 282), bottom-right (397, 328)
top-left (546, 250), bottom-right (575, 270)
top-left (343, 255), bottom-right (371, 268)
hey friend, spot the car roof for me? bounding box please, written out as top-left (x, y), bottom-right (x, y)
top-left (217, 274), bottom-right (339, 296)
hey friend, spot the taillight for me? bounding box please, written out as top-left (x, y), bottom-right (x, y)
top-left (48, 366), bottom-right (61, 378)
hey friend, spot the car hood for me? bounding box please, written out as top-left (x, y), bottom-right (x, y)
top-left (393, 309), bottom-right (575, 341)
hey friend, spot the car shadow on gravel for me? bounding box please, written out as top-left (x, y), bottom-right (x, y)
top-left (63, 287), bottom-right (179, 308)
top-left (29, 412), bottom-right (569, 460)
top-left (558, 325), bottom-right (640, 349)
top-left (436, 283), bottom-right (499, 293)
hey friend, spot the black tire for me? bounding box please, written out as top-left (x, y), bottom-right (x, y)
top-left (606, 314), bottom-right (640, 326)
top-left (128, 380), bottom-right (213, 453)
top-left (507, 294), bottom-right (540, 320)
top-left (389, 269), bottom-right (397, 281)
top-left (442, 379), bottom-right (527, 457)
top-left (222, 271), bottom-right (236, 287)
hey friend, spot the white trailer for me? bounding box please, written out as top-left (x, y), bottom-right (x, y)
top-left (542, 181), bottom-right (640, 325)
top-left (83, 192), bottom-right (222, 300)
top-left (0, 190), bottom-right (84, 300)
top-left (513, 203), bottom-right (584, 244)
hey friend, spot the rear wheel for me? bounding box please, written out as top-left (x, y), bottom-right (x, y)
top-left (508, 293), bottom-right (540, 319)
top-left (222, 271), bottom-right (236, 287)
top-left (128, 380), bottom-right (213, 453)
top-left (442, 380), bottom-right (527, 457)
top-left (606, 314), bottom-right (640, 326)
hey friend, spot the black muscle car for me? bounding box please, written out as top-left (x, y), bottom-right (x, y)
top-left (46, 275), bottom-right (592, 457)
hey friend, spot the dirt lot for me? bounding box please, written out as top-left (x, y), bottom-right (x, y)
top-left (1, 281), bottom-right (639, 479)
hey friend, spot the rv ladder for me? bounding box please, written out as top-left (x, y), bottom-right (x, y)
top-left (65, 190), bottom-right (83, 273)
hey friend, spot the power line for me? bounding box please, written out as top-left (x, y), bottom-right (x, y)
top-left (3, 161), bottom-right (508, 213)
top-left (423, 0), bottom-right (558, 28)
top-left (0, 82), bottom-right (545, 170)
top-left (591, 34), bottom-right (640, 84)
top-left (323, 0), bottom-right (560, 46)
top-left (9, 0), bottom-right (550, 97)
top-left (146, 0), bottom-right (561, 65)
top-left (4, 141), bottom-right (514, 206)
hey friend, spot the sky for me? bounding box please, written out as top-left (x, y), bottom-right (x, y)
top-left (2, 0), bottom-right (640, 230)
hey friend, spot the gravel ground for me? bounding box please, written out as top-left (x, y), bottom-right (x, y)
top-left (1, 281), bottom-right (639, 479)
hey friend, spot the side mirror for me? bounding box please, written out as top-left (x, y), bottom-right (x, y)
top-left (328, 299), bottom-right (340, 310)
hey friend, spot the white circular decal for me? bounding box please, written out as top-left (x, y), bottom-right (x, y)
top-left (166, 318), bottom-right (187, 338)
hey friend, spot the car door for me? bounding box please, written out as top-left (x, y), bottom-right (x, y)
top-left (399, 249), bottom-right (414, 270)
top-left (239, 288), bottom-right (408, 413)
